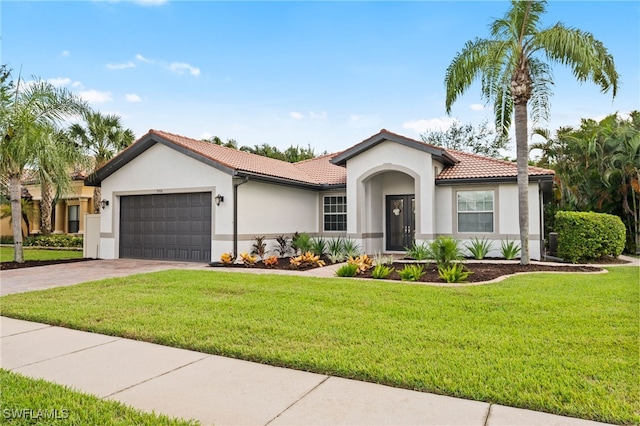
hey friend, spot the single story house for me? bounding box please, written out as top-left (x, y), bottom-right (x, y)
top-left (85, 129), bottom-right (554, 262)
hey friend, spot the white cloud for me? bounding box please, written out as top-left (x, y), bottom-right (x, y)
top-left (71, 81), bottom-right (83, 88)
top-left (79, 89), bottom-right (113, 104)
top-left (135, 54), bottom-right (151, 63)
top-left (309, 111), bottom-right (327, 120)
top-left (470, 103), bottom-right (485, 111)
top-left (200, 132), bottom-right (213, 140)
top-left (125, 93), bottom-right (142, 102)
top-left (107, 61), bottom-right (135, 70)
top-left (402, 117), bottom-right (456, 134)
top-left (48, 77), bottom-right (71, 87)
top-left (289, 111), bottom-right (326, 120)
top-left (60, 50), bottom-right (70, 57)
top-left (169, 62), bottom-right (200, 76)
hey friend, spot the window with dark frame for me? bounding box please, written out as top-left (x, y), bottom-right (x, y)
top-left (68, 205), bottom-right (80, 233)
top-left (323, 196), bottom-right (346, 231)
top-left (457, 190), bottom-right (494, 233)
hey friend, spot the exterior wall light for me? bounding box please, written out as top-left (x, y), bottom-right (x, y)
top-left (100, 199), bottom-right (110, 209)
top-left (214, 194), bottom-right (224, 206)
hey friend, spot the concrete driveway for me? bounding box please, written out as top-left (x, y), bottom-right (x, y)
top-left (0, 259), bottom-right (207, 296)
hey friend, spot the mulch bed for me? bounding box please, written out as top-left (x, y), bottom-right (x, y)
top-left (1, 258), bottom-right (94, 271)
top-left (209, 256), bottom-right (325, 271)
top-left (358, 262), bottom-right (603, 283)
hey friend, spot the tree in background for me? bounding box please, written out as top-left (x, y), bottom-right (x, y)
top-left (35, 127), bottom-right (84, 235)
top-left (445, 0), bottom-right (618, 264)
top-left (532, 112), bottom-right (639, 253)
top-left (69, 111), bottom-right (135, 213)
top-left (0, 66), bottom-right (86, 262)
top-left (421, 121), bottom-right (509, 159)
top-left (204, 136), bottom-right (321, 163)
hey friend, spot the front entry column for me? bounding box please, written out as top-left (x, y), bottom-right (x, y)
top-left (31, 200), bottom-right (41, 234)
top-left (53, 201), bottom-right (65, 234)
top-left (78, 198), bottom-right (90, 234)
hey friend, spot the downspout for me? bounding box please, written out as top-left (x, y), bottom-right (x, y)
top-left (233, 176), bottom-right (249, 261)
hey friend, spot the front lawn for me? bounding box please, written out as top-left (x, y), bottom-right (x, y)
top-left (0, 246), bottom-right (83, 262)
top-left (0, 370), bottom-right (198, 425)
top-left (1, 268), bottom-right (638, 424)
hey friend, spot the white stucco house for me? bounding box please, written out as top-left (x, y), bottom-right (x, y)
top-left (85, 129), bottom-right (554, 262)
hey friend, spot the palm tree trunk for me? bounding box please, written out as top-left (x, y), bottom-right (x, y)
top-left (514, 101), bottom-right (530, 265)
top-left (93, 187), bottom-right (101, 214)
top-left (40, 180), bottom-right (53, 235)
top-left (9, 174), bottom-right (24, 263)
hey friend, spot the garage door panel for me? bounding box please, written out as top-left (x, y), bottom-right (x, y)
top-left (120, 193), bottom-right (211, 262)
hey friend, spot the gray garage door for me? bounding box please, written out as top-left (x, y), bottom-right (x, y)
top-left (120, 193), bottom-right (211, 262)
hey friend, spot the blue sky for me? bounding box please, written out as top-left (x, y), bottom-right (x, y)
top-left (2, 1), bottom-right (639, 156)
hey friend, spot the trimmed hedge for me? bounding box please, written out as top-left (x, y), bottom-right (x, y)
top-left (0, 234), bottom-right (83, 248)
top-left (555, 211), bottom-right (626, 263)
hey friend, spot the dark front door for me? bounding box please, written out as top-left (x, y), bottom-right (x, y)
top-left (386, 195), bottom-right (415, 251)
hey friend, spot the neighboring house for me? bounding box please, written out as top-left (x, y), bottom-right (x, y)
top-left (0, 172), bottom-right (95, 237)
top-left (85, 129), bottom-right (554, 262)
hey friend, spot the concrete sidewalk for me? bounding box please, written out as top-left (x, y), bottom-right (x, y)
top-left (1, 316), bottom-right (610, 426)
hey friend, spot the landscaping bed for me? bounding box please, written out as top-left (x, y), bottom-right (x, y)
top-left (357, 262), bottom-right (602, 283)
top-left (1, 258), bottom-right (92, 271)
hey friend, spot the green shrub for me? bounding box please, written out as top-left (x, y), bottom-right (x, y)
top-left (428, 237), bottom-right (463, 268)
top-left (23, 235), bottom-right (83, 248)
top-left (465, 237), bottom-right (493, 260)
top-left (371, 264), bottom-right (394, 279)
top-left (342, 238), bottom-right (361, 258)
top-left (310, 238), bottom-right (327, 257)
top-left (335, 263), bottom-right (359, 277)
top-left (500, 239), bottom-right (521, 260)
top-left (326, 237), bottom-right (345, 263)
top-left (437, 263), bottom-right (473, 283)
top-left (405, 242), bottom-right (430, 260)
top-left (398, 264), bottom-right (425, 281)
top-left (555, 211), bottom-right (626, 263)
top-left (291, 232), bottom-right (312, 255)
top-left (1, 235), bottom-right (14, 244)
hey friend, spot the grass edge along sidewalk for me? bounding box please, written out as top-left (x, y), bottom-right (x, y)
top-left (1, 267), bottom-right (638, 425)
top-left (0, 369), bottom-right (198, 425)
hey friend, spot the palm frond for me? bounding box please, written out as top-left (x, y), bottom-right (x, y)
top-left (533, 24), bottom-right (618, 97)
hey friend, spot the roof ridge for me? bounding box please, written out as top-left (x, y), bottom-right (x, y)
top-left (151, 129), bottom-right (332, 185)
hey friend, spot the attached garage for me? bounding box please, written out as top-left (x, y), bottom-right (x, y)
top-left (119, 192), bottom-right (212, 262)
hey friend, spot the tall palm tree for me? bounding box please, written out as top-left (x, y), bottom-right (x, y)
top-left (69, 111), bottom-right (135, 213)
top-left (444, 0), bottom-right (618, 264)
top-left (35, 127), bottom-right (83, 235)
top-left (0, 67), bottom-right (86, 262)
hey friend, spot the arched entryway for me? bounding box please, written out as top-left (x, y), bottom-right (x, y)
top-left (357, 165), bottom-right (420, 253)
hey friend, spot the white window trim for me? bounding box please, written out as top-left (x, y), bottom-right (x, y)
top-left (322, 195), bottom-right (347, 232)
top-left (455, 189), bottom-right (496, 234)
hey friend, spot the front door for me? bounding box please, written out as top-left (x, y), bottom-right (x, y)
top-left (386, 195), bottom-right (415, 251)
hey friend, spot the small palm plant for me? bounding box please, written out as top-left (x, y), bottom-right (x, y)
top-left (251, 236), bottom-right (267, 260)
top-left (465, 237), bottom-right (493, 260)
top-left (500, 239), bottom-right (521, 260)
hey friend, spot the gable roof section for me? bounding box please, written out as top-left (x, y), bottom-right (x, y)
top-left (436, 150), bottom-right (554, 184)
top-left (85, 129), bottom-right (347, 189)
top-left (331, 129), bottom-right (459, 167)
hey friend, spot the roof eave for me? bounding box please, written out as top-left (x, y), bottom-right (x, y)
top-left (84, 133), bottom-right (237, 187)
top-left (435, 174), bottom-right (555, 186)
top-left (331, 131), bottom-right (456, 167)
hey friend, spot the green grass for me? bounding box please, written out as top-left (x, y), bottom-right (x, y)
top-left (0, 247), bottom-right (83, 262)
top-left (0, 369), bottom-right (198, 425)
top-left (1, 268), bottom-right (638, 425)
